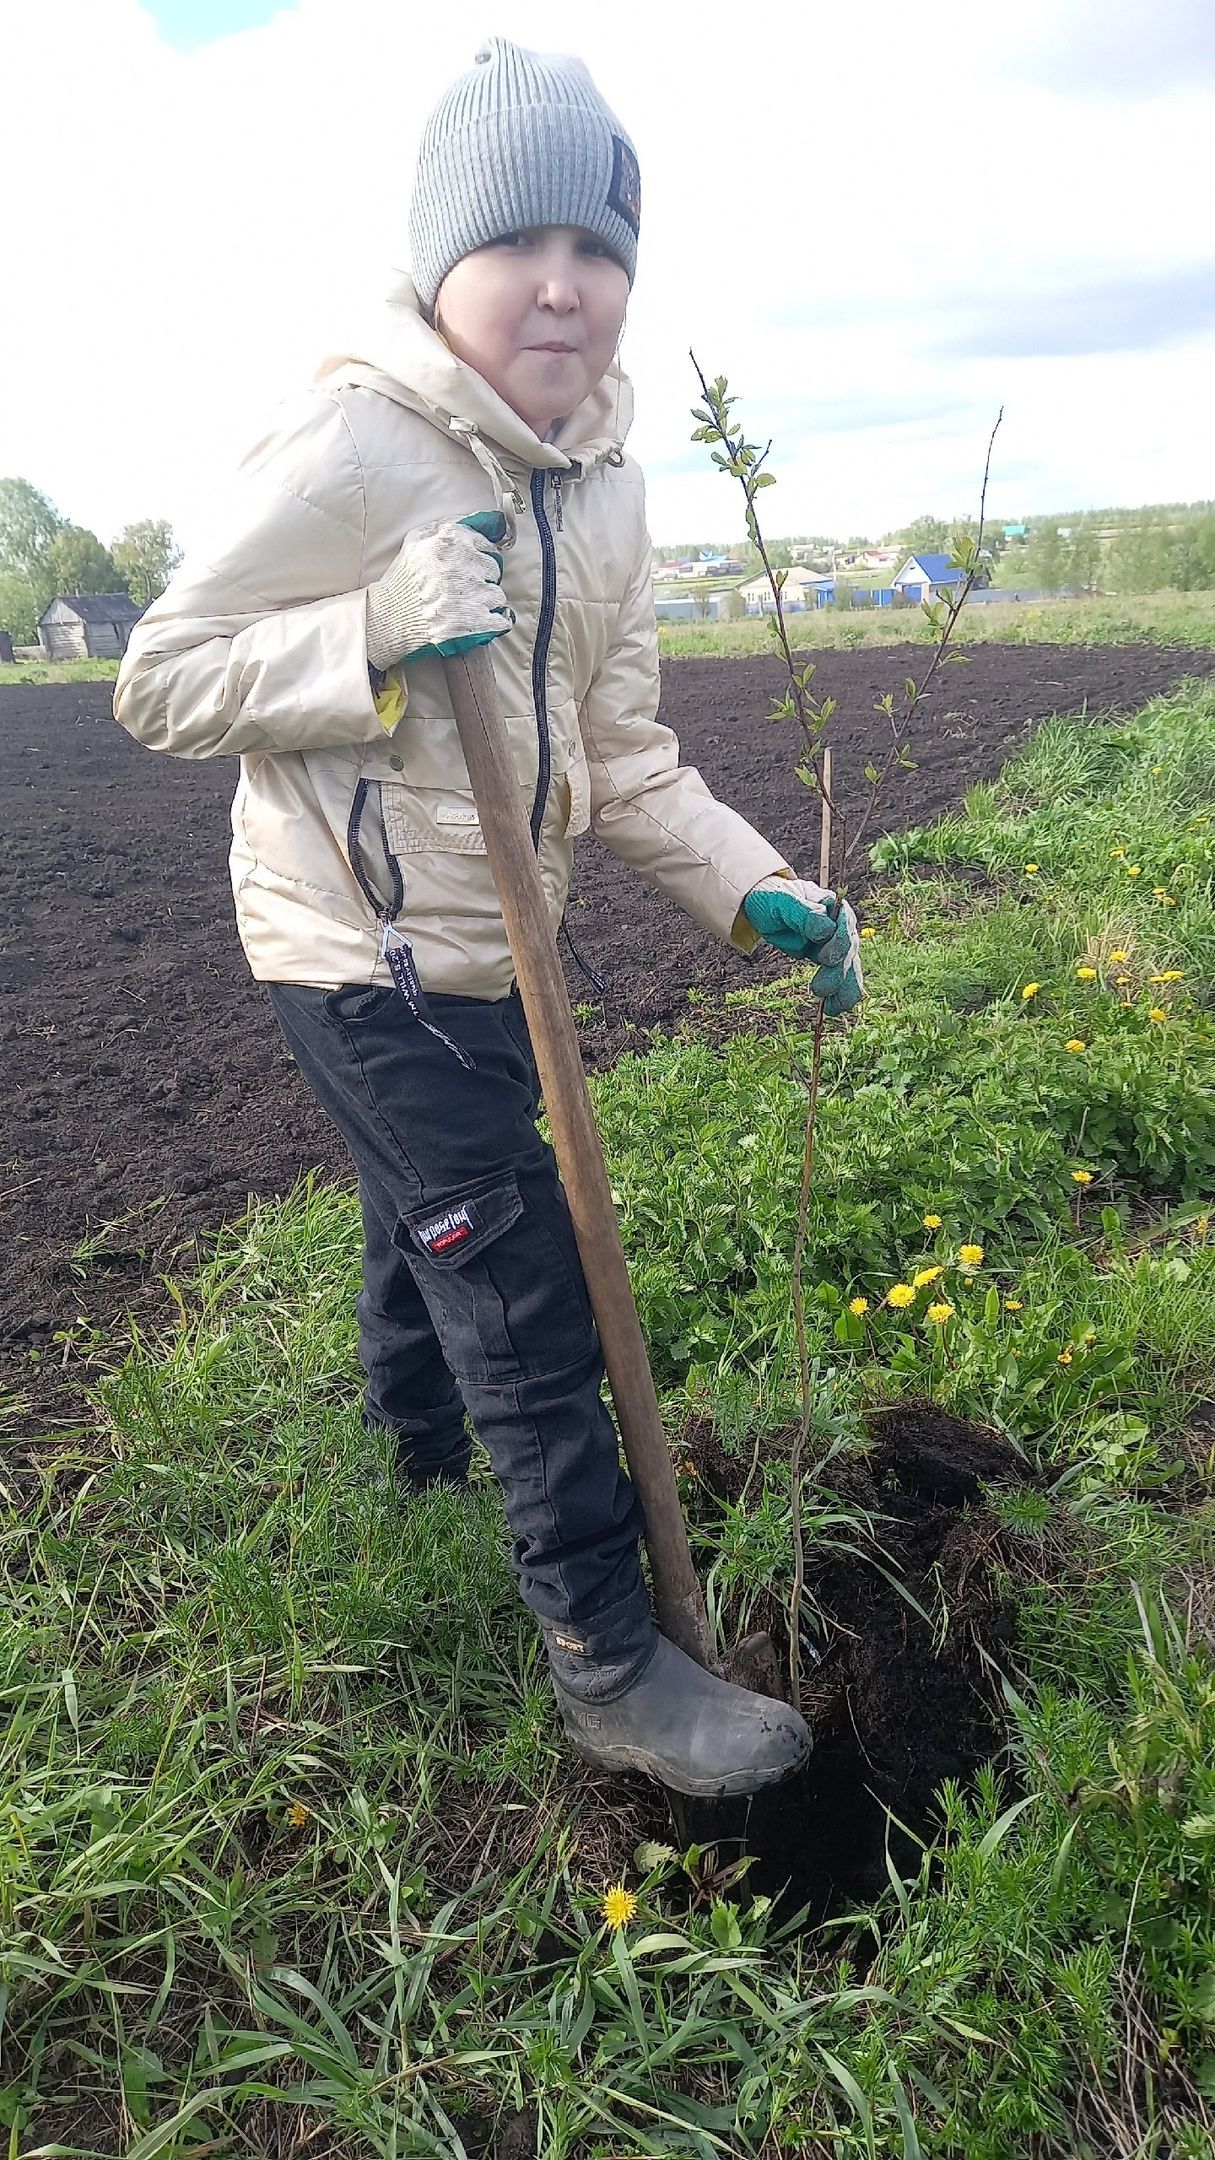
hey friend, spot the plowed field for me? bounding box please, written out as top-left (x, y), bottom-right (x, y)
top-left (3, 642), bottom-right (1211, 1420)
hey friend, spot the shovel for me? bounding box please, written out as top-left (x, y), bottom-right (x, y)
top-left (442, 647), bottom-right (781, 1695)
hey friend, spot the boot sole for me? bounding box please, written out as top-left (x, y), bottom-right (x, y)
top-left (565, 1729), bottom-right (809, 1798)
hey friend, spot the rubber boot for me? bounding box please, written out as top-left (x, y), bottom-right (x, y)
top-left (550, 1635), bottom-right (811, 1797)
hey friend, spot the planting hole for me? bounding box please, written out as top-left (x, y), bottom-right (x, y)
top-left (663, 1404), bottom-right (1027, 1919)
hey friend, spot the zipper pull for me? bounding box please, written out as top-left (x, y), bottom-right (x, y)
top-left (551, 471), bottom-right (564, 531)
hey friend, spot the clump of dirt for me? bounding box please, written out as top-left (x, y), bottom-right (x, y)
top-left (671, 1402), bottom-right (1028, 1915)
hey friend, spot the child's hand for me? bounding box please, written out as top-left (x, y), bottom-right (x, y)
top-left (366, 511), bottom-right (515, 668)
top-left (742, 875), bottom-right (863, 1014)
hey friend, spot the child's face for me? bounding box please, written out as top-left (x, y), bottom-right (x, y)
top-left (435, 227), bottom-right (630, 438)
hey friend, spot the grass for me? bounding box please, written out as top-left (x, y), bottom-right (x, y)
top-left (658, 590), bottom-right (1215, 658)
top-left (0, 656), bottom-right (122, 685)
top-left (2, 594), bottom-right (1213, 689)
top-left (4, 684), bottom-right (1215, 2154)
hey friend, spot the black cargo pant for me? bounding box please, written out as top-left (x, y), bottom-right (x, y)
top-left (268, 982), bottom-right (654, 1684)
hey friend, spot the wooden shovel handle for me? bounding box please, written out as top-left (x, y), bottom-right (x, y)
top-left (442, 647), bottom-right (716, 1672)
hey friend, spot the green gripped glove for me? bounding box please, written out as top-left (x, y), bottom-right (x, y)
top-left (427, 513), bottom-right (512, 660)
top-left (742, 875), bottom-right (864, 1016)
top-left (365, 510), bottom-right (515, 670)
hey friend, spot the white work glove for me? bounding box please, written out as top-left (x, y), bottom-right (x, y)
top-left (741, 875), bottom-right (864, 1015)
top-left (365, 510), bottom-right (515, 670)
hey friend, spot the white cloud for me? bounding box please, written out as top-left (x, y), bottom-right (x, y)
top-left (0, 0), bottom-right (1210, 549)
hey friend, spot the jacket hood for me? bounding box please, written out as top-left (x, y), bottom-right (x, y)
top-left (316, 270), bottom-right (635, 479)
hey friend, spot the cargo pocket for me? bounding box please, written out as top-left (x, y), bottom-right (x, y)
top-left (393, 1172), bottom-right (596, 1384)
top-left (398, 1179), bottom-right (523, 1267)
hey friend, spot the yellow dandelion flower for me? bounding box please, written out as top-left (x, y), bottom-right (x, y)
top-left (1115, 973), bottom-right (1131, 986)
top-left (849, 1295), bottom-right (870, 1316)
top-left (860, 925), bottom-right (877, 940)
top-left (1163, 895), bottom-right (1177, 907)
top-left (913, 1266), bottom-right (944, 1287)
top-left (1126, 865), bottom-right (1142, 878)
top-left (1109, 949), bottom-right (1129, 963)
top-left (1024, 863), bottom-right (1040, 875)
top-left (1004, 1297), bottom-right (1024, 1311)
top-left (926, 1301), bottom-right (955, 1324)
top-left (1071, 1169), bottom-right (1094, 1185)
top-left (1021, 982), bottom-right (1041, 1001)
top-left (923, 1213), bottom-right (943, 1230)
top-left (1149, 1006), bottom-right (1167, 1024)
top-left (602, 1884), bottom-right (638, 1931)
top-left (1075, 966), bottom-right (1098, 982)
top-left (1152, 886), bottom-right (1169, 899)
top-left (1057, 1348), bottom-right (1073, 1366)
top-left (1150, 970), bottom-right (1184, 984)
top-left (1065, 1038), bottom-right (1086, 1053)
top-left (886, 1283), bottom-right (917, 1309)
top-left (1110, 846), bottom-right (1126, 859)
top-left (958, 1244), bottom-right (985, 1267)
top-left (287, 1801), bottom-right (310, 1828)
top-left (1082, 1328), bottom-right (1097, 1345)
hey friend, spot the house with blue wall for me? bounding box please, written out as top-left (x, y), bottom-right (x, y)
top-left (891, 552), bottom-right (966, 602)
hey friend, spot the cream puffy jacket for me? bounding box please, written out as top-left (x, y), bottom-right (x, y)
top-left (114, 276), bottom-right (790, 997)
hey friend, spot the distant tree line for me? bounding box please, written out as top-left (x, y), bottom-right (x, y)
top-left (0, 477), bottom-right (181, 646)
top-left (1001, 510), bottom-right (1215, 596)
top-left (654, 503), bottom-right (1215, 598)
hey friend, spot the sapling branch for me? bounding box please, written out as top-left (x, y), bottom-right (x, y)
top-left (690, 353), bottom-right (844, 852)
top-left (689, 357), bottom-right (1002, 1711)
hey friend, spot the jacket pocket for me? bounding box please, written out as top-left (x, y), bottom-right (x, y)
top-left (565, 749), bottom-right (592, 837)
top-left (381, 783), bottom-right (490, 858)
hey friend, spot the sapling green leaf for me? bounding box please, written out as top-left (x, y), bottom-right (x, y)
top-left (689, 343), bottom-right (1002, 1709)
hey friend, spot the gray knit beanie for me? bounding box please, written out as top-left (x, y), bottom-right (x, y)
top-left (408, 37), bottom-right (640, 312)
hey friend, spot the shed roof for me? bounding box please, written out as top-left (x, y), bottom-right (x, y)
top-left (39, 592), bottom-right (143, 625)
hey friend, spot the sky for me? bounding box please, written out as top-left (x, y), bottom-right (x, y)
top-left (1, 0), bottom-right (1212, 552)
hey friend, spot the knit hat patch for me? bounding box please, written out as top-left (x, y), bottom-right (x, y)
top-left (607, 136), bottom-right (641, 238)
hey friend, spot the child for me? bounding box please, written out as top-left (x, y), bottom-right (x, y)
top-left (115, 38), bottom-right (861, 1798)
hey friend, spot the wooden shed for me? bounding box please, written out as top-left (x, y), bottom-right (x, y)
top-left (37, 593), bottom-right (144, 660)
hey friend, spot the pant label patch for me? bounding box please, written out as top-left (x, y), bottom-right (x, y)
top-left (416, 1200), bottom-right (481, 1256)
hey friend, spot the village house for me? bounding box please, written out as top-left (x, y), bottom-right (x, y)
top-left (737, 566), bottom-right (834, 613)
top-left (38, 593), bottom-right (144, 659)
top-left (890, 552), bottom-right (968, 603)
top-left (836, 545), bottom-right (902, 573)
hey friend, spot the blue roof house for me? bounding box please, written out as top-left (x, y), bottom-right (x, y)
top-left (892, 552), bottom-right (966, 602)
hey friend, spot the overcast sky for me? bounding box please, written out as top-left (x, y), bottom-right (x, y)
top-left (1, 0), bottom-right (1212, 550)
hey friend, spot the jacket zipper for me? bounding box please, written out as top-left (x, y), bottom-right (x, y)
top-left (528, 466), bottom-right (557, 850)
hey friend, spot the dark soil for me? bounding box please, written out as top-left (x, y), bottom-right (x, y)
top-left (672, 1403), bottom-right (1028, 1913)
top-left (2, 643), bottom-right (1211, 1425)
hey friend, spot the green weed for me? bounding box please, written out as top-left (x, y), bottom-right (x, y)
top-left (3, 683), bottom-right (1215, 2153)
